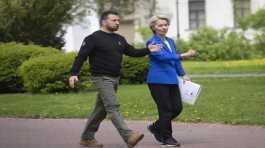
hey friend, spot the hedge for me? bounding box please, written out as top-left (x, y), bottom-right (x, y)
top-left (121, 56), bottom-right (149, 84)
top-left (19, 53), bottom-right (92, 93)
top-left (189, 27), bottom-right (254, 60)
top-left (0, 42), bottom-right (60, 93)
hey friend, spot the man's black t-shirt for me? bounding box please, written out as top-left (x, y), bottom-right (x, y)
top-left (71, 30), bottom-right (150, 77)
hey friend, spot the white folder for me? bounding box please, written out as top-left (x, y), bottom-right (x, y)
top-left (178, 77), bottom-right (202, 105)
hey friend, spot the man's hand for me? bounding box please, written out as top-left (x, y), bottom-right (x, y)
top-left (180, 48), bottom-right (197, 59)
top-left (148, 44), bottom-right (162, 52)
top-left (69, 76), bottom-right (79, 88)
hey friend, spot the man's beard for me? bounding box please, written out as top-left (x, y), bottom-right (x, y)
top-left (107, 25), bottom-right (119, 32)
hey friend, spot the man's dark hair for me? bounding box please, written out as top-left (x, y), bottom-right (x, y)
top-left (99, 10), bottom-right (119, 26)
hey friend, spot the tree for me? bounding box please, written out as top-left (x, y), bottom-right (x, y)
top-left (238, 8), bottom-right (265, 55)
top-left (0, 0), bottom-right (92, 49)
top-left (0, 0), bottom-right (157, 49)
top-left (238, 8), bottom-right (265, 30)
top-left (94, 0), bottom-right (157, 19)
top-left (94, 0), bottom-right (135, 18)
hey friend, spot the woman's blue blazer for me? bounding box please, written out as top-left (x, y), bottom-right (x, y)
top-left (146, 34), bottom-right (186, 84)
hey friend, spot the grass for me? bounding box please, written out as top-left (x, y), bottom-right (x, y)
top-left (183, 58), bottom-right (265, 74)
top-left (0, 77), bottom-right (265, 125)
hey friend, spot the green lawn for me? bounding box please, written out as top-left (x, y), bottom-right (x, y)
top-left (0, 77), bottom-right (265, 125)
top-left (183, 58), bottom-right (265, 74)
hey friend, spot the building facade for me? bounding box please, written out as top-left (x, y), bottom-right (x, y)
top-left (63, 0), bottom-right (265, 52)
top-left (148, 0), bottom-right (265, 40)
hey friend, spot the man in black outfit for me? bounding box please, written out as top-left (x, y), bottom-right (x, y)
top-left (69, 11), bottom-right (161, 148)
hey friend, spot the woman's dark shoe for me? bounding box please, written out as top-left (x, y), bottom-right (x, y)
top-left (147, 124), bottom-right (163, 144)
top-left (162, 137), bottom-right (181, 147)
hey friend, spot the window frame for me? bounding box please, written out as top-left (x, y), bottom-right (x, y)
top-left (188, 0), bottom-right (206, 30)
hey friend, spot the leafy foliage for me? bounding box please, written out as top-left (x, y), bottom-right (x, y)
top-left (121, 56), bottom-right (149, 84)
top-left (238, 8), bottom-right (265, 30)
top-left (19, 52), bottom-right (92, 93)
top-left (238, 8), bottom-right (265, 56)
top-left (0, 42), bottom-right (60, 93)
top-left (189, 27), bottom-right (252, 60)
top-left (137, 27), bottom-right (153, 42)
top-left (95, 0), bottom-right (135, 17)
top-left (0, 0), bottom-right (92, 48)
top-left (175, 38), bottom-right (191, 54)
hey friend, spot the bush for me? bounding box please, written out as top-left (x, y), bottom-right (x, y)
top-left (222, 31), bottom-right (253, 59)
top-left (137, 27), bottom-right (153, 42)
top-left (0, 42), bottom-right (60, 93)
top-left (252, 30), bottom-right (265, 57)
top-left (19, 53), bottom-right (92, 93)
top-left (189, 27), bottom-right (253, 60)
top-left (121, 56), bottom-right (149, 84)
top-left (239, 9), bottom-right (265, 58)
top-left (175, 38), bottom-right (191, 53)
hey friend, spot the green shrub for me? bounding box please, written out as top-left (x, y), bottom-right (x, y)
top-left (137, 27), bottom-right (153, 42)
top-left (121, 56), bottom-right (149, 84)
top-left (253, 31), bottom-right (265, 57)
top-left (19, 53), bottom-right (92, 93)
top-left (233, 8), bottom-right (265, 58)
top-left (189, 27), bottom-right (253, 60)
top-left (0, 42), bottom-right (60, 93)
top-left (222, 31), bottom-right (253, 59)
top-left (175, 38), bottom-right (191, 53)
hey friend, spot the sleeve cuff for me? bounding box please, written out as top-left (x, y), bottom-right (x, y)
top-left (177, 54), bottom-right (183, 60)
top-left (145, 48), bottom-right (151, 54)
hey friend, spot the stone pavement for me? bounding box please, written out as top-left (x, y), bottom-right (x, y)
top-left (0, 118), bottom-right (265, 148)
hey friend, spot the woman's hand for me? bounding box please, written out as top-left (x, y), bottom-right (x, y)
top-left (187, 49), bottom-right (197, 57)
top-left (182, 75), bottom-right (191, 82)
top-left (180, 49), bottom-right (197, 59)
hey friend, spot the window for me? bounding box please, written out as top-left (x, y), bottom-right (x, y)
top-left (234, 0), bottom-right (251, 27)
top-left (234, 0), bottom-right (251, 18)
top-left (189, 0), bottom-right (206, 30)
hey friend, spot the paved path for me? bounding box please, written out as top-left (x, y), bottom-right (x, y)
top-left (0, 118), bottom-right (265, 148)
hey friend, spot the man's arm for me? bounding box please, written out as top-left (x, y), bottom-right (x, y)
top-left (123, 38), bottom-right (161, 57)
top-left (69, 36), bottom-right (94, 88)
top-left (71, 36), bottom-right (94, 76)
top-left (124, 43), bottom-right (150, 57)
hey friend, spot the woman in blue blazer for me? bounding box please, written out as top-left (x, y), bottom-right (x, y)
top-left (146, 15), bottom-right (196, 147)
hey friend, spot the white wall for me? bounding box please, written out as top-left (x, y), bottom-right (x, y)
top-left (178, 0), bottom-right (191, 40)
top-left (63, 12), bottom-right (99, 52)
top-left (252, 0), bottom-right (265, 13)
top-left (206, 0), bottom-right (234, 29)
top-left (156, 0), bottom-right (178, 38)
top-left (154, 0), bottom-right (191, 40)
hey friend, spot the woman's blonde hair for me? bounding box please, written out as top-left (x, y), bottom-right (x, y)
top-left (149, 15), bottom-right (170, 34)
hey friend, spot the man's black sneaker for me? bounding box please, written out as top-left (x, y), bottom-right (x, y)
top-left (162, 137), bottom-right (181, 147)
top-left (147, 124), bottom-right (163, 144)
